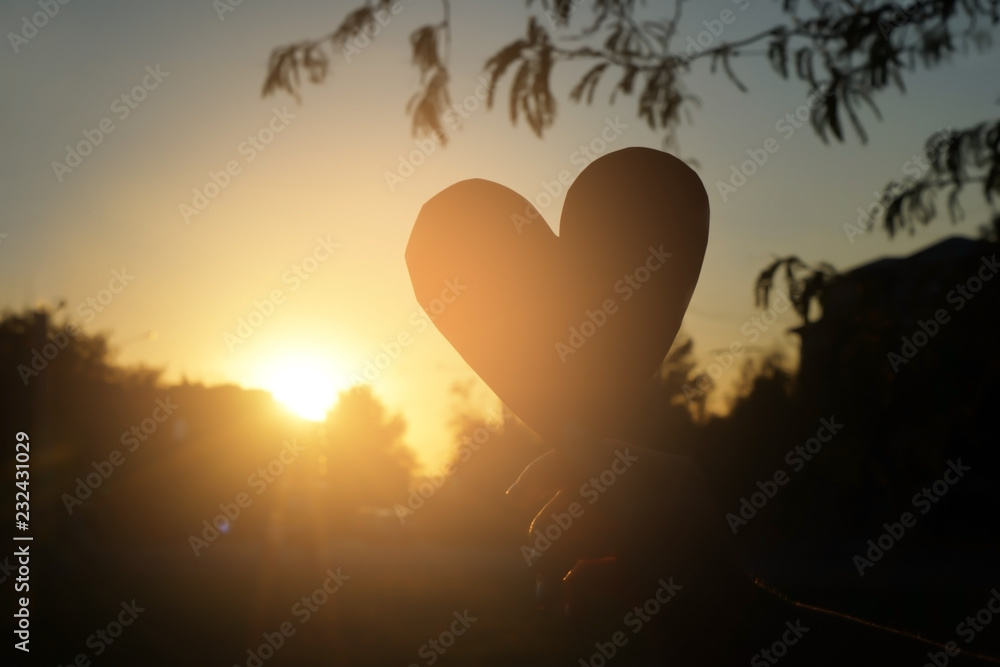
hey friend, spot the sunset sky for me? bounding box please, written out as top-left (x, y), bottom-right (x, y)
top-left (3, 0), bottom-right (996, 470)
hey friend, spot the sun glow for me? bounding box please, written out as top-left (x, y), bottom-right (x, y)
top-left (265, 362), bottom-right (341, 422)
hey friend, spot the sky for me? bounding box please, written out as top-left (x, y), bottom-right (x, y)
top-left (2, 0), bottom-right (997, 471)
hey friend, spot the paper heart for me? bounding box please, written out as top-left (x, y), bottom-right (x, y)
top-left (405, 147), bottom-right (709, 444)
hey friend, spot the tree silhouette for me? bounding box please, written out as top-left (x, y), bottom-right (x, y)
top-left (874, 118), bottom-right (1000, 238)
top-left (263, 0), bottom-right (999, 241)
top-left (264, 1), bottom-right (997, 142)
top-left (324, 384), bottom-right (417, 509)
top-left (754, 255), bottom-right (836, 322)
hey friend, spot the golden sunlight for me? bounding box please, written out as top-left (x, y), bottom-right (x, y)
top-left (265, 362), bottom-right (340, 421)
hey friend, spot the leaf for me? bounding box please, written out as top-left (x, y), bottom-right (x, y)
top-left (262, 45), bottom-right (301, 99)
top-left (484, 40), bottom-right (528, 108)
top-left (721, 50), bottom-right (748, 93)
top-left (611, 64), bottom-right (638, 103)
top-left (569, 62), bottom-right (609, 104)
top-left (827, 89), bottom-right (843, 142)
top-left (406, 68), bottom-right (452, 145)
top-left (768, 36), bottom-right (789, 79)
top-left (947, 186), bottom-right (965, 222)
top-left (509, 61), bottom-right (531, 125)
top-left (526, 41), bottom-right (557, 136)
top-left (410, 25), bottom-right (443, 79)
top-left (855, 89), bottom-right (882, 121)
top-left (984, 162), bottom-right (1000, 205)
top-left (843, 90), bottom-right (868, 144)
top-left (605, 26), bottom-right (624, 52)
top-left (794, 48), bottom-right (811, 83)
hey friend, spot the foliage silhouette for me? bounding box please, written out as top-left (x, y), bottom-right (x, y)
top-left (262, 0), bottom-right (1000, 247)
top-left (755, 255), bottom-right (837, 322)
top-left (263, 0), bottom-right (998, 145)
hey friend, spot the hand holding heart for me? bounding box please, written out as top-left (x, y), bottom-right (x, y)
top-left (405, 147), bottom-right (710, 444)
top-left (404, 147), bottom-right (975, 666)
top-left (405, 149), bottom-right (741, 656)
top-left (504, 432), bottom-right (743, 619)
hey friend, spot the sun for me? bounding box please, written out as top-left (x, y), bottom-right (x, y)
top-left (266, 363), bottom-right (339, 422)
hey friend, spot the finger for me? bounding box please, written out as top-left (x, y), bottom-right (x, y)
top-left (506, 433), bottom-right (630, 509)
top-left (526, 489), bottom-right (620, 580)
top-left (523, 490), bottom-right (589, 611)
top-left (505, 449), bottom-right (572, 508)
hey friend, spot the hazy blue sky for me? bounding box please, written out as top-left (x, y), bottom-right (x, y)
top-left (3, 0), bottom-right (997, 468)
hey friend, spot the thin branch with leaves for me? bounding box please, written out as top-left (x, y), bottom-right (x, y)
top-left (262, 0), bottom-right (998, 149)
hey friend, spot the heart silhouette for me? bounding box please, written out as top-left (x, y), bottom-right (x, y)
top-left (405, 147), bottom-right (709, 444)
